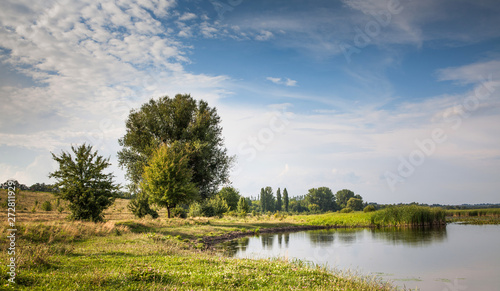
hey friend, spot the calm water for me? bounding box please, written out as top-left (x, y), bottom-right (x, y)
top-left (221, 224), bottom-right (500, 290)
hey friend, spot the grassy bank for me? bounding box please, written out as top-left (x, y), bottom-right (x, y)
top-left (0, 190), bottom-right (397, 290)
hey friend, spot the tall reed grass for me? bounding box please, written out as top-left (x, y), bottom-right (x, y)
top-left (446, 208), bottom-right (500, 217)
top-left (371, 205), bottom-right (446, 227)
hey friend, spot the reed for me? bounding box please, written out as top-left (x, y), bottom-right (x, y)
top-left (370, 205), bottom-right (446, 227)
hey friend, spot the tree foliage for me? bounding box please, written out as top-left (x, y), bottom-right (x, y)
top-left (276, 188), bottom-right (282, 212)
top-left (237, 196), bottom-right (249, 214)
top-left (118, 94), bottom-right (233, 200)
top-left (305, 187), bottom-right (336, 212)
top-left (201, 194), bottom-right (229, 217)
top-left (140, 142), bottom-right (198, 218)
top-left (283, 188), bottom-right (289, 212)
top-left (49, 144), bottom-right (118, 222)
top-left (260, 187), bottom-right (275, 213)
top-left (347, 197), bottom-right (364, 211)
top-left (335, 189), bottom-right (355, 209)
top-left (218, 186), bottom-right (241, 211)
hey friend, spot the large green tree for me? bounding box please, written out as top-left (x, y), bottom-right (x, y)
top-left (140, 142), bottom-right (198, 218)
top-left (49, 144), bottom-right (118, 222)
top-left (305, 187), bottom-right (336, 212)
top-left (347, 197), bottom-right (364, 211)
top-left (118, 94), bottom-right (233, 200)
top-left (335, 189), bottom-right (355, 209)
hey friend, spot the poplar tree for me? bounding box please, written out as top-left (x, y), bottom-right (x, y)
top-left (283, 188), bottom-right (289, 212)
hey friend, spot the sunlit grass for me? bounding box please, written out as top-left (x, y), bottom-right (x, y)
top-left (291, 211), bottom-right (374, 227)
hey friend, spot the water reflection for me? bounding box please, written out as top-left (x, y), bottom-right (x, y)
top-left (221, 227), bottom-right (448, 255)
top-left (306, 227), bottom-right (447, 248)
top-left (370, 227), bottom-right (447, 247)
top-left (220, 237), bottom-right (250, 256)
top-left (261, 234), bottom-right (274, 250)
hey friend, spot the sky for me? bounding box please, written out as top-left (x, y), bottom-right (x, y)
top-left (1, 0), bottom-right (500, 205)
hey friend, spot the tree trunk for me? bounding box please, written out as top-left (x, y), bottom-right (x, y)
top-left (167, 207), bottom-right (171, 218)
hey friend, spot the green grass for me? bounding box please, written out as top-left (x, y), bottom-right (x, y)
top-left (0, 227), bottom-right (397, 290)
top-left (291, 211), bottom-right (373, 227)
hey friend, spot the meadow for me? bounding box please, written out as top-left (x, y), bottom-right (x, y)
top-left (2, 189), bottom-right (499, 290)
top-left (0, 190), bottom-right (396, 290)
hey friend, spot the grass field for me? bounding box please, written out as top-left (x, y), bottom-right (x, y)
top-left (0, 190), bottom-right (397, 290)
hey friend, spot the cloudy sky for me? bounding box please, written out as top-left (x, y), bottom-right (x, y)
top-left (1, 0), bottom-right (500, 204)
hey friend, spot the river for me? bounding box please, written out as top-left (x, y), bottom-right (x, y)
top-left (221, 224), bottom-right (500, 290)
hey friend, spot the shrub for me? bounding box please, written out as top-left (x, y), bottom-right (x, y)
top-left (170, 206), bottom-right (187, 218)
top-left (188, 202), bottom-right (203, 217)
top-left (128, 193), bottom-right (159, 219)
top-left (41, 201), bottom-right (53, 211)
top-left (201, 195), bottom-right (228, 218)
top-left (363, 205), bottom-right (376, 213)
top-left (340, 208), bottom-right (353, 213)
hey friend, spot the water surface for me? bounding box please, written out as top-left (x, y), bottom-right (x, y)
top-left (222, 224), bottom-right (500, 290)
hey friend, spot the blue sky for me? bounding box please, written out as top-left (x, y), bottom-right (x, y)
top-left (1, 0), bottom-right (500, 204)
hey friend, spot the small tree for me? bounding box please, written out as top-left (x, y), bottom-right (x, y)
top-left (49, 144), bottom-right (118, 222)
top-left (141, 142), bottom-right (198, 218)
top-left (218, 186), bottom-right (240, 211)
top-left (237, 196), bottom-right (249, 215)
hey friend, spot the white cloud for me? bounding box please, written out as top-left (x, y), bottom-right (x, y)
top-left (0, 0), bottom-right (232, 186)
top-left (255, 30), bottom-right (273, 41)
top-left (179, 12), bottom-right (197, 21)
top-left (266, 77), bottom-right (298, 87)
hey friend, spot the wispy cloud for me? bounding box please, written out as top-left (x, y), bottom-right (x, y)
top-left (266, 77), bottom-right (297, 87)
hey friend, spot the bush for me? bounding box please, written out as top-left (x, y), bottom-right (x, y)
top-left (41, 201), bottom-right (53, 211)
top-left (201, 195), bottom-right (228, 218)
top-left (188, 202), bottom-right (203, 217)
top-left (170, 206), bottom-right (187, 218)
top-left (128, 193), bottom-right (159, 219)
top-left (363, 205), bottom-right (376, 213)
top-left (340, 208), bottom-right (353, 213)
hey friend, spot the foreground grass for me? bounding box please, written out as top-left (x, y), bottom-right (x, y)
top-left (0, 224), bottom-right (396, 290)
